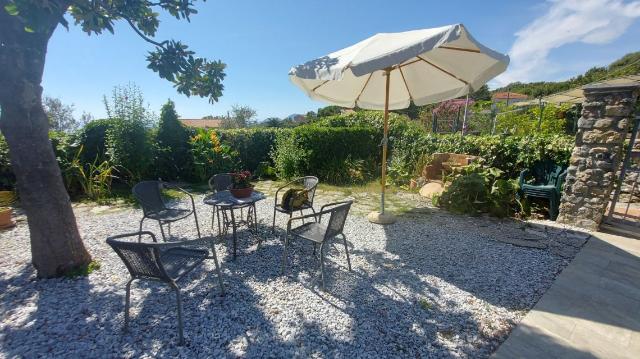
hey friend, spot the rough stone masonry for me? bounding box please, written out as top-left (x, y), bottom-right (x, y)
top-left (557, 83), bottom-right (639, 231)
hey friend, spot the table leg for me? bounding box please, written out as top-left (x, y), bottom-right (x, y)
top-left (253, 203), bottom-right (261, 249)
top-left (230, 207), bottom-right (237, 260)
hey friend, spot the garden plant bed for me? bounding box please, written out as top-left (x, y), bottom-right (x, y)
top-left (0, 188), bottom-right (586, 358)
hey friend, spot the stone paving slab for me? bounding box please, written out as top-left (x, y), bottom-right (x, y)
top-left (493, 231), bottom-right (640, 359)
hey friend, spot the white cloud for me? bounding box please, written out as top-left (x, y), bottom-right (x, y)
top-left (494, 0), bottom-right (640, 86)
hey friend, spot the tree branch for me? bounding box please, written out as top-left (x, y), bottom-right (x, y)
top-left (124, 17), bottom-right (167, 48)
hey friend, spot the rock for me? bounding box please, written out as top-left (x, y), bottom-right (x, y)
top-left (419, 182), bottom-right (444, 198)
top-left (366, 211), bottom-right (396, 224)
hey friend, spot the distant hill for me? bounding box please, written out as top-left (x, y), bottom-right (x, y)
top-left (494, 51), bottom-right (640, 98)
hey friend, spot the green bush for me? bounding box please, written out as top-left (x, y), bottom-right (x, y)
top-left (78, 118), bottom-right (116, 164)
top-left (155, 100), bottom-right (192, 180)
top-left (189, 128), bottom-right (239, 182)
top-left (389, 132), bottom-right (573, 184)
top-left (106, 118), bottom-right (152, 182)
top-left (217, 128), bottom-right (280, 172)
top-left (0, 134), bottom-right (15, 190)
top-left (495, 103), bottom-right (570, 136)
top-left (433, 165), bottom-right (521, 217)
top-left (271, 125), bottom-right (380, 184)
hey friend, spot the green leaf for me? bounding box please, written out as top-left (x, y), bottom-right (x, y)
top-left (24, 26), bottom-right (34, 33)
top-left (4, 3), bottom-right (19, 16)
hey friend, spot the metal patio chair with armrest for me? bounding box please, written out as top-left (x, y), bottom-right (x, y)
top-left (132, 181), bottom-right (201, 241)
top-left (272, 176), bottom-right (319, 233)
top-left (280, 200), bottom-right (353, 291)
top-left (518, 160), bottom-right (567, 220)
top-left (107, 231), bottom-right (225, 346)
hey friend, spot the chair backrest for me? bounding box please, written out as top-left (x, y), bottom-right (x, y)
top-left (323, 201), bottom-right (352, 240)
top-left (209, 173), bottom-right (233, 192)
top-left (531, 161), bottom-right (566, 185)
top-left (300, 176), bottom-right (319, 204)
top-left (132, 181), bottom-right (166, 215)
top-left (106, 232), bottom-right (170, 282)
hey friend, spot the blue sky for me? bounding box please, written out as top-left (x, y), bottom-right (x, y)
top-left (42, 0), bottom-right (640, 120)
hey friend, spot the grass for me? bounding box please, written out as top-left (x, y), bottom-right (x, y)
top-left (64, 260), bottom-right (101, 278)
top-left (418, 298), bottom-right (434, 310)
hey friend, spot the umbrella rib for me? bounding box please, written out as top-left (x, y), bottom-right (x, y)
top-left (354, 72), bottom-right (374, 105)
top-left (416, 55), bottom-right (469, 85)
top-left (399, 58), bottom-right (422, 68)
top-left (398, 67), bottom-right (413, 102)
top-left (312, 80), bottom-right (330, 92)
top-left (438, 46), bottom-right (481, 53)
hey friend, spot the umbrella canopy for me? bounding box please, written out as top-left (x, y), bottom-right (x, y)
top-left (288, 24), bottom-right (508, 223)
top-left (289, 24), bottom-right (509, 109)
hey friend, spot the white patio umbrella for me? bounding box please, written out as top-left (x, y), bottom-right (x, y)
top-left (289, 23), bottom-right (509, 224)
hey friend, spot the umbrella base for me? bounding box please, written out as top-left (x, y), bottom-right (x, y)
top-left (367, 211), bottom-right (396, 225)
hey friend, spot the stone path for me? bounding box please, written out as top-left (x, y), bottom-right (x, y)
top-left (493, 231), bottom-right (640, 359)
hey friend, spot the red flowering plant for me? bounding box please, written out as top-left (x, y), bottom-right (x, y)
top-left (230, 171), bottom-right (253, 189)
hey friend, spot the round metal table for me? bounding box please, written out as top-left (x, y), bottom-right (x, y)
top-left (203, 190), bottom-right (266, 259)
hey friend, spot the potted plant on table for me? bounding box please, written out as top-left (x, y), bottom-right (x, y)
top-left (229, 171), bottom-right (254, 198)
top-left (0, 190), bottom-right (16, 229)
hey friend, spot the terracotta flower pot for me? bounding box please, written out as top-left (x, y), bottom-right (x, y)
top-left (230, 187), bottom-right (253, 199)
top-left (0, 207), bottom-right (14, 229)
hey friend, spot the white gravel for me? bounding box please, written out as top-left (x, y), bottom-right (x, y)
top-left (0, 196), bottom-right (586, 358)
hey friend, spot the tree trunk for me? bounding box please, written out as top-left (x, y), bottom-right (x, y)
top-left (0, 1), bottom-right (92, 277)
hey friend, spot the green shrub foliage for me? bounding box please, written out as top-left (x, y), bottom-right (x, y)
top-left (155, 100), bottom-right (192, 180)
top-left (78, 118), bottom-right (116, 164)
top-left (271, 126), bottom-right (380, 184)
top-left (217, 128), bottom-right (280, 172)
top-left (189, 128), bottom-right (239, 182)
top-left (433, 165), bottom-right (521, 217)
top-left (0, 134), bottom-right (15, 190)
top-left (106, 118), bottom-right (152, 182)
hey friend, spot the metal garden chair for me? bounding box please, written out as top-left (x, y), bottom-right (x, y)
top-left (280, 200), bottom-right (353, 290)
top-left (272, 176), bottom-right (319, 233)
top-left (107, 231), bottom-right (225, 346)
top-left (132, 181), bottom-right (201, 241)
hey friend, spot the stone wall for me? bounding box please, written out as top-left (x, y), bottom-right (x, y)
top-left (557, 83), bottom-right (639, 230)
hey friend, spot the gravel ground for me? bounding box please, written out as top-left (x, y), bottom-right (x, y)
top-left (0, 194), bottom-right (588, 358)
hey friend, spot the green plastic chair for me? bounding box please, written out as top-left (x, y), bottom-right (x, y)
top-left (518, 160), bottom-right (567, 220)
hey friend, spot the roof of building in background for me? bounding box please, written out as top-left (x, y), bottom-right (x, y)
top-left (179, 118), bottom-right (223, 128)
top-left (492, 92), bottom-right (528, 100)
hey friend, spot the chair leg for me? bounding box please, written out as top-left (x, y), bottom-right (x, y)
top-left (158, 221), bottom-right (167, 241)
top-left (217, 208), bottom-right (223, 238)
top-left (319, 242), bottom-right (326, 291)
top-left (208, 241), bottom-right (225, 296)
top-left (550, 195), bottom-right (559, 221)
top-left (137, 218), bottom-right (145, 242)
top-left (193, 209), bottom-right (201, 239)
top-left (280, 233), bottom-right (290, 274)
top-left (211, 206), bottom-right (215, 231)
top-left (170, 283), bottom-right (185, 346)
top-left (342, 234), bottom-right (352, 271)
top-left (272, 207), bottom-right (277, 233)
top-left (124, 278), bottom-right (134, 332)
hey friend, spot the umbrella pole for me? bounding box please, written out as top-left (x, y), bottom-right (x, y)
top-left (381, 68), bottom-right (391, 214)
top-left (368, 68), bottom-right (396, 225)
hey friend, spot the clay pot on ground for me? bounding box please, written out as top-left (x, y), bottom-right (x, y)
top-left (0, 207), bottom-right (14, 229)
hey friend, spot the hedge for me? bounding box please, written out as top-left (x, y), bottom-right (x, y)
top-left (271, 126), bottom-right (381, 184)
top-left (0, 112), bottom-right (575, 193)
top-left (217, 128), bottom-right (280, 172)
